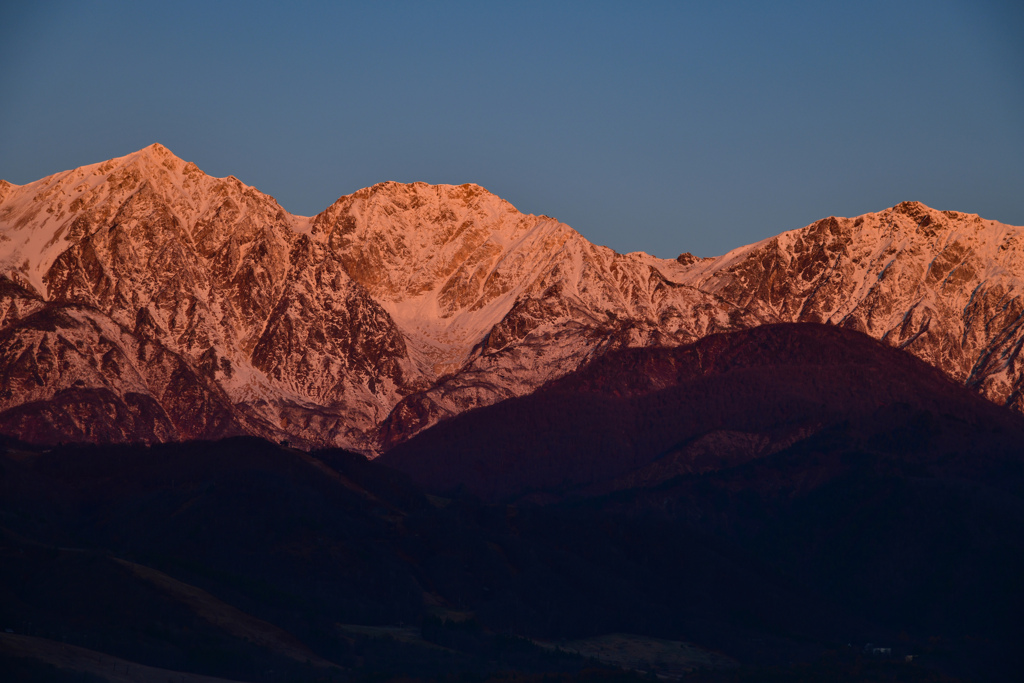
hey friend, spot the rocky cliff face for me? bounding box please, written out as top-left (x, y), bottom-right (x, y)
top-left (0, 145), bottom-right (419, 450)
top-left (2, 145), bottom-right (1022, 452)
top-left (681, 202), bottom-right (1024, 411)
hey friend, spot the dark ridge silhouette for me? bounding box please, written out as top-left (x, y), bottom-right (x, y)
top-left (3, 425), bottom-right (1021, 680)
top-left (380, 323), bottom-right (1024, 502)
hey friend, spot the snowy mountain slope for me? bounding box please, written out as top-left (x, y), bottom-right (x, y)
top-left (0, 298), bottom-right (248, 443)
top-left (0, 145), bottom-right (421, 450)
top-left (2, 145), bottom-right (1023, 452)
top-left (680, 202), bottom-right (1024, 410)
top-left (311, 180), bottom-right (761, 445)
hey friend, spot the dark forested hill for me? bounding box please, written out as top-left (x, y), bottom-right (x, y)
top-left (5, 345), bottom-right (1024, 681)
top-left (381, 324), bottom-right (1024, 502)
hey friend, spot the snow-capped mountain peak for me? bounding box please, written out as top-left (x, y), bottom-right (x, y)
top-left (3, 145), bottom-right (1023, 452)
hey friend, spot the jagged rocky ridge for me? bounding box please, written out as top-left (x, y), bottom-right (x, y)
top-left (2, 144), bottom-right (1022, 452)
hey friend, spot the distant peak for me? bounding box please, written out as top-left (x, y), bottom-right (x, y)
top-left (105, 143), bottom-right (219, 183)
top-left (676, 252), bottom-right (707, 266)
top-left (113, 143), bottom-right (198, 173)
top-left (891, 200), bottom-right (933, 216)
top-left (360, 180), bottom-right (495, 196)
top-left (126, 142), bottom-right (178, 160)
top-left (884, 201), bottom-right (957, 231)
top-left (327, 180), bottom-right (507, 212)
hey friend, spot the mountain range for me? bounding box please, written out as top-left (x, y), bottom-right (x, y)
top-left (3, 143), bottom-right (1024, 455)
top-left (4, 145), bottom-right (1024, 681)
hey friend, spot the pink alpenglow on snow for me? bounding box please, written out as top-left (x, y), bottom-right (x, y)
top-left (2, 146), bottom-right (1024, 452)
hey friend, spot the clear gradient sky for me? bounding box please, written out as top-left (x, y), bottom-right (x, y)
top-left (2, 1), bottom-right (1021, 258)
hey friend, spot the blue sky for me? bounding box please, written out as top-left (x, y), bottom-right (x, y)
top-left (2, 1), bottom-right (1021, 258)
